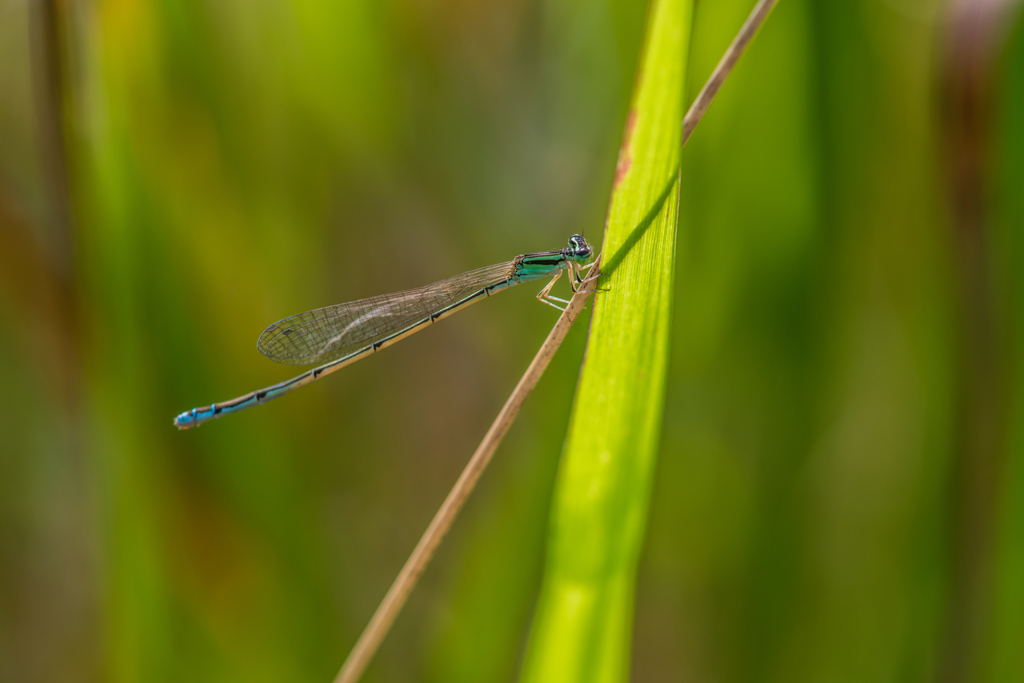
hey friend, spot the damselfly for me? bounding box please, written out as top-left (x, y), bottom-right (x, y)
top-left (174, 235), bottom-right (596, 429)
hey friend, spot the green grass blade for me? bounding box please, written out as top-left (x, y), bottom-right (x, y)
top-left (519, 0), bottom-right (692, 681)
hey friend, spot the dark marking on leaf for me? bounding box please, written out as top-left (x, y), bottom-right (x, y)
top-left (614, 110), bottom-right (637, 188)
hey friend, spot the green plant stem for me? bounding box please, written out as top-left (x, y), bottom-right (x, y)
top-left (330, 1), bottom-right (776, 679)
top-left (519, 0), bottom-right (692, 681)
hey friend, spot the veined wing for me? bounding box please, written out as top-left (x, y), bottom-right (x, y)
top-left (257, 261), bottom-right (515, 365)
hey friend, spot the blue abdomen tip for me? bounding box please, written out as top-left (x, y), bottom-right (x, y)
top-left (174, 410), bottom-right (196, 429)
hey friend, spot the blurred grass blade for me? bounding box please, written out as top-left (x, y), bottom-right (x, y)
top-left (520, 0), bottom-right (692, 681)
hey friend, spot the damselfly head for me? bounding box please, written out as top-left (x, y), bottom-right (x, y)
top-left (566, 234), bottom-right (593, 262)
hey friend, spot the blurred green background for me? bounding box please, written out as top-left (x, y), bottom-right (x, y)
top-left (1, 0), bottom-right (1022, 682)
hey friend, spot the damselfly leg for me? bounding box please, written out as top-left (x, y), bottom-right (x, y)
top-left (570, 255), bottom-right (602, 293)
top-left (536, 257), bottom-right (603, 312)
top-left (536, 270), bottom-right (570, 311)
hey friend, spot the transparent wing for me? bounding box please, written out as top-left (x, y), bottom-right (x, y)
top-left (258, 261), bottom-right (515, 365)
